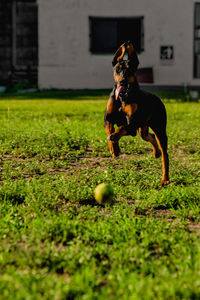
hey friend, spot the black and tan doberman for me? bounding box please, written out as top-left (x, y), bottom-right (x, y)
top-left (104, 41), bottom-right (169, 186)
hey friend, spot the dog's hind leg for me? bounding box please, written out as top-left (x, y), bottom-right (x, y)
top-left (139, 126), bottom-right (161, 158)
top-left (151, 127), bottom-right (169, 186)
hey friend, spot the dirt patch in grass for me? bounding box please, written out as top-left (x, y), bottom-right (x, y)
top-left (151, 209), bottom-right (175, 217)
top-left (1, 153), bottom-right (200, 235)
top-left (153, 210), bottom-right (200, 233)
top-left (135, 207), bottom-right (200, 233)
top-left (0, 152), bottom-right (142, 178)
top-left (188, 222), bottom-right (200, 233)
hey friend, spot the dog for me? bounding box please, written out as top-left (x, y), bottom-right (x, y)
top-left (104, 41), bottom-right (169, 186)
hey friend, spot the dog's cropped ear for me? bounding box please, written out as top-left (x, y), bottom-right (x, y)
top-left (112, 43), bottom-right (126, 67)
top-left (127, 42), bottom-right (139, 71)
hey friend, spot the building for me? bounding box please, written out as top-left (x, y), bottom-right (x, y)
top-left (1, 0), bottom-right (200, 89)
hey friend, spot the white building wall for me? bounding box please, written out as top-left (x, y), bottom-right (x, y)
top-left (38, 0), bottom-right (200, 89)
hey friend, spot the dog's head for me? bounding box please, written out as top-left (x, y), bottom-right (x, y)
top-left (112, 42), bottom-right (139, 100)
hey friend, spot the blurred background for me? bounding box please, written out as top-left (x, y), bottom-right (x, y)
top-left (0, 0), bottom-right (200, 91)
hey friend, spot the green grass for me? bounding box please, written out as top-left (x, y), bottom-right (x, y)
top-left (0, 90), bottom-right (200, 299)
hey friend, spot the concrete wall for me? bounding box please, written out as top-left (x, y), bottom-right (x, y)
top-left (38, 0), bottom-right (200, 89)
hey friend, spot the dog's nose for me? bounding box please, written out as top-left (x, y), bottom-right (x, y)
top-left (120, 80), bottom-right (126, 86)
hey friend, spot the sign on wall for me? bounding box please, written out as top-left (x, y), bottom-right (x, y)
top-left (160, 46), bottom-right (174, 64)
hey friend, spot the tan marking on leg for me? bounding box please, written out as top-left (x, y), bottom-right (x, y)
top-left (139, 127), bottom-right (161, 158)
top-left (113, 125), bottom-right (128, 140)
top-left (105, 122), bottom-right (120, 157)
top-left (106, 97), bottom-right (116, 114)
top-left (153, 132), bottom-right (169, 186)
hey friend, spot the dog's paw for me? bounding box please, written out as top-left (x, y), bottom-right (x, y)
top-left (160, 179), bottom-right (170, 187)
top-left (154, 149), bottom-right (161, 158)
top-left (111, 152), bottom-right (120, 158)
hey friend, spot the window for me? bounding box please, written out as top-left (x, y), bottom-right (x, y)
top-left (14, 1), bottom-right (38, 67)
top-left (194, 3), bottom-right (200, 78)
top-left (89, 17), bottom-right (144, 54)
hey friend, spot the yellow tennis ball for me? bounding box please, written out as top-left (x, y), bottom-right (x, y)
top-left (94, 183), bottom-right (114, 204)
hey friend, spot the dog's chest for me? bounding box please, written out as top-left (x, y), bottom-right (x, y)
top-left (118, 102), bottom-right (138, 125)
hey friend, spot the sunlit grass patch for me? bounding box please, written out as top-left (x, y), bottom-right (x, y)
top-left (0, 92), bottom-right (199, 299)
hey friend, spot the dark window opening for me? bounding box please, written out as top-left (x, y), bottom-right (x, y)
top-left (194, 3), bottom-right (200, 78)
top-left (89, 17), bottom-right (144, 54)
top-left (0, 0), bottom-right (38, 85)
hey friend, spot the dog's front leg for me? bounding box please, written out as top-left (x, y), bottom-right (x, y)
top-left (108, 125), bottom-right (128, 143)
top-left (108, 112), bottom-right (139, 142)
top-left (105, 121), bottom-right (120, 157)
top-left (109, 103), bottom-right (139, 141)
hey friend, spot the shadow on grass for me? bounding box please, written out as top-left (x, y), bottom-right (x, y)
top-left (79, 198), bottom-right (100, 207)
top-left (0, 89), bottom-right (111, 101)
top-left (79, 198), bottom-right (115, 208)
top-left (0, 89), bottom-right (188, 101)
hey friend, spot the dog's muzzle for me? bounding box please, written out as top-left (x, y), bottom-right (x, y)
top-left (115, 85), bottom-right (128, 100)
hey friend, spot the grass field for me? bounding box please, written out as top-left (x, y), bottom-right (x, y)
top-left (0, 90), bottom-right (199, 299)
